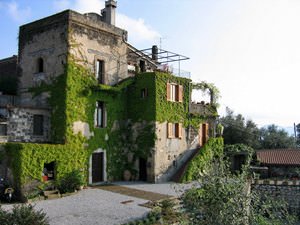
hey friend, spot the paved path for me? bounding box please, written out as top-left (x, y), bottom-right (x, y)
top-left (1, 182), bottom-right (189, 225)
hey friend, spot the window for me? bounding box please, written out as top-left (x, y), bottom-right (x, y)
top-left (139, 60), bottom-right (146, 72)
top-left (167, 123), bottom-right (182, 139)
top-left (166, 83), bottom-right (183, 102)
top-left (96, 60), bottom-right (105, 84)
top-left (37, 58), bottom-right (44, 73)
top-left (96, 101), bottom-right (106, 128)
top-left (141, 88), bottom-right (148, 98)
top-left (33, 115), bottom-right (44, 135)
top-left (0, 124), bottom-right (7, 136)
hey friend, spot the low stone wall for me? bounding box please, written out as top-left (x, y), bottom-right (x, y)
top-left (252, 179), bottom-right (300, 213)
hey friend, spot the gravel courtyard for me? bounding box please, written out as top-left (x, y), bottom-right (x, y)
top-left (2, 182), bottom-right (190, 225)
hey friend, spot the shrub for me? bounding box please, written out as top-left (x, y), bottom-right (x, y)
top-left (0, 204), bottom-right (49, 225)
top-left (56, 170), bottom-right (84, 193)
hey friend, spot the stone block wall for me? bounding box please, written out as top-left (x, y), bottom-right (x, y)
top-left (7, 107), bottom-right (50, 143)
top-left (252, 179), bottom-right (300, 213)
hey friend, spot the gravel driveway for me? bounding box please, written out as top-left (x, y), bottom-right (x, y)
top-left (1, 182), bottom-right (190, 225)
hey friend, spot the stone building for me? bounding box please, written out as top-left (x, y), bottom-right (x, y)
top-left (0, 0), bottom-right (218, 196)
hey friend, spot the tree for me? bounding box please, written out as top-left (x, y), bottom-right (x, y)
top-left (182, 158), bottom-right (296, 225)
top-left (259, 124), bottom-right (295, 149)
top-left (220, 108), bottom-right (296, 149)
top-left (220, 108), bottom-right (261, 149)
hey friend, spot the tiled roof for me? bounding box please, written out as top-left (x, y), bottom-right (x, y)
top-left (256, 149), bottom-right (300, 166)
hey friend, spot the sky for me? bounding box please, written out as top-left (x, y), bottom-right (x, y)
top-left (0, 0), bottom-right (299, 130)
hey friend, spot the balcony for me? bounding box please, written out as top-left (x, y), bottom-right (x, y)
top-left (190, 101), bottom-right (217, 117)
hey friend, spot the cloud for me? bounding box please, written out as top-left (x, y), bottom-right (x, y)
top-left (53, 0), bottom-right (104, 13)
top-left (6, 1), bottom-right (31, 23)
top-left (117, 14), bottom-right (160, 45)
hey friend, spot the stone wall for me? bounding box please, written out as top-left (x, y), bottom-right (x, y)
top-left (252, 179), bottom-right (300, 214)
top-left (18, 10), bottom-right (69, 105)
top-left (69, 10), bottom-right (129, 86)
top-left (154, 122), bottom-right (200, 182)
top-left (7, 107), bottom-right (50, 143)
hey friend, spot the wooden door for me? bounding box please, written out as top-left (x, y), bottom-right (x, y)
top-left (92, 152), bottom-right (104, 183)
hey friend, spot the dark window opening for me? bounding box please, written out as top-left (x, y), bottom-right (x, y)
top-left (0, 124), bottom-right (7, 136)
top-left (96, 60), bottom-right (104, 84)
top-left (141, 88), bottom-right (148, 98)
top-left (37, 58), bottom-right (44, 73)
top-left (43, 161), bottom-right (55, 181)
top-left (96, 101), bottom-right (106, 128)
top-left (33, 115), bottom-right (44, 135)
top-left (139, 60), bottom-right (146, 72)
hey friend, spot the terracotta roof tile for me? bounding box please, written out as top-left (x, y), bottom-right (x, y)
top-left (256, 149), bottom-right (300, 166)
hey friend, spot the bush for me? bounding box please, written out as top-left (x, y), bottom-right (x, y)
top-left (56, 170), bottom-right (84, 193)
top-left (0, 204), bottom-right (49, 225)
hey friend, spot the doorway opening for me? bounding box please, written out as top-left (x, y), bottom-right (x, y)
top-left (139, 157), bottom-right (147, 181)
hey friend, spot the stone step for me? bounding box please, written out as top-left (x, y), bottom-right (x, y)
top-left (45, 193), bottom-right (61, 200)
top-left (43, 189), bottom-right (59, 195)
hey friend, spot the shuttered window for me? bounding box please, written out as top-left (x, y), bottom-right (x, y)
top-left (166, 83), bottom-right (183, 102)
top-left (167, 123), bottom-right (182, 139)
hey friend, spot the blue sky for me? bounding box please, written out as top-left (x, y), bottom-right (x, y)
top-left (0, 0), bottom-right (299, 129)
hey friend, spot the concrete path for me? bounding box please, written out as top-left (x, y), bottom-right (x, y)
top-left (1, 182), bottom-right (190, 225)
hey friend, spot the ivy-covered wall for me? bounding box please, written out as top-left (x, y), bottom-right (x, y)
top-left (5, 60), bottom-right (219, 195)
top-left (181, 137), bottom-right (224, 182)
top-left (6, 64), bottom-right (186, 194)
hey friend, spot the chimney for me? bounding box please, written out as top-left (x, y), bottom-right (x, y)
top-left (152, 45), bottom-right (158, 62)
top-left (104, 0), bottom-right (117, 26)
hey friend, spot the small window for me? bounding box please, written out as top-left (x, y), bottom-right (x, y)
top-left (33, 115), bottom-right (44, 135)
top-left (139, 60), bottom-right (146, 72)
top-left (96, 101), bottom-right (106, 128)
top-left (0, 124), bottom-right (7, 136)
top-left (167, 123), bottom-right (182, 139)
top-left (37, 58), bottom-right (44, 73)
top-left (96, 60), bottom-right (105, 84)
top-left (167, 83), bottom-right (183, 102)
top-left (141, 88), bottom-right (148, 98)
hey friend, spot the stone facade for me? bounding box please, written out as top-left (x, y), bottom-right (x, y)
top-left (7, 107), bottom-right (50, 142)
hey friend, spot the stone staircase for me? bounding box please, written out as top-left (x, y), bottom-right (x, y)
top-left (171, 148), bottom-right (199, 182)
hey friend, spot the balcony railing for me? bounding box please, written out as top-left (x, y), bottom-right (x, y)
top-left (171, 68), bottom-right (191, 79)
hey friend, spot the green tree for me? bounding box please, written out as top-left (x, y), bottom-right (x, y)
top-left (259, 124), bottom-right (295, 149)
top-left (182, 159), bottom-right (296, 225)
top-left (220, 108), bottom-right (261, 149)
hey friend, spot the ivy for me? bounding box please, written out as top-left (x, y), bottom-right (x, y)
top-left (181, 137), bottom-right (224, 182)
top-left (192, 81), bottom-right (220, 107)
